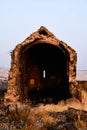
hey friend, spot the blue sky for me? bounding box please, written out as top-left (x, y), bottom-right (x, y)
top-left (0, 0), bottom-right (87, 70)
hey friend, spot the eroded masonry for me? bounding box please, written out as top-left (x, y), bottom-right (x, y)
top-left (5, 26), bottom-right (77, 104)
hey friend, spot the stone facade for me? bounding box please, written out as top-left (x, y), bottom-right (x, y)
top-left (5, 26), bottom-right (77, 104)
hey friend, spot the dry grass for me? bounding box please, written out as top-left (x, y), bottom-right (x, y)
top-left (3, 99), bottom-right (87, 130)
top-left (37, 98), bottom-right (83, 112)
top-left (22, 108), bottom-right (56, 130)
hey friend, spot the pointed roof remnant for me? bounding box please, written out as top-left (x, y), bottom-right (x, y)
top-left (5, 26), bottom-right (77, 104)
top-left (21, 26), bottom-right (60, 47)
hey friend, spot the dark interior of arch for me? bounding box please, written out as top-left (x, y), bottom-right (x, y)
top-left (20, 43), bottom-right (72, 104)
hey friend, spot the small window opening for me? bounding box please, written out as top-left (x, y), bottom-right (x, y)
top-left (43, 70), bottom-right (46, 78)
top-left (39, 30), bottom-right (48, 36)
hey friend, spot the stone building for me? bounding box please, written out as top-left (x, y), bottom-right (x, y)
top-left (5, 26), bottom-right (77, 104)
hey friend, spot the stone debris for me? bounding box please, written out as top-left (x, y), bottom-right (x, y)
top-left (0, 104), bottom-right (87, 130)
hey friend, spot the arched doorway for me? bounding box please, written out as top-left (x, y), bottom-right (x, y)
top-left (20, 43), bottom-right (71, 104)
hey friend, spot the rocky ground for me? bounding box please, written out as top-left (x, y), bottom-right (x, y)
top-left (0, 68), bottom-right (87, 130)
top-left (0, 102), bottom-right (87, 130)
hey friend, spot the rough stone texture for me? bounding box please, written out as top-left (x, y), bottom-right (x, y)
top-left (0, 104), bottom-right (87, 130)
top-left (75, 81), bottom-right (87, 110)
top-left (5, 26), bottom-right (77, 104)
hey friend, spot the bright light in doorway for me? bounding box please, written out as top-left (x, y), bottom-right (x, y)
top-left (43, 70), bottom-right (46, 78)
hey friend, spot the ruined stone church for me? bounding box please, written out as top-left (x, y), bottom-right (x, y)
top-left (5, 26), bottom-right (77, 104)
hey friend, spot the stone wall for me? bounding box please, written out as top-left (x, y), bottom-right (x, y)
top-left (5, 26), bottom-right (77, 104)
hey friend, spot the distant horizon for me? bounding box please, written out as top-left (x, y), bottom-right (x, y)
top-left (0, 66), bottom-right (87, 71)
